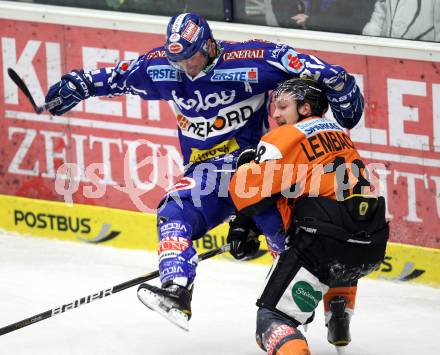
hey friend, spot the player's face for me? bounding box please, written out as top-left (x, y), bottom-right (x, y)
top-left (272, 93), bottom-right (300, 126)
top-left (175, 51), bottom-right (208, 77)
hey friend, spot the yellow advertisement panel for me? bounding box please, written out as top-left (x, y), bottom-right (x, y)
top-left (1, 194), bottom-right (439, 287)
top-left (368, 243), bottom-right (440, 287)
top-left (0, 194), bottom-right (157, 250)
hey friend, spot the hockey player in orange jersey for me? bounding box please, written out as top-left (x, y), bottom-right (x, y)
top-left (227, 78), bottom-right (389, 354)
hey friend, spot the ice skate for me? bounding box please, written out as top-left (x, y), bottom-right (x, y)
top-left (326, 296), bottom-right (351, 353)
top-left (137, 283), bottom-right (193, 331)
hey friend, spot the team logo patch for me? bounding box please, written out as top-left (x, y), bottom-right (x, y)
top-left (281, 49), bottom-right (304, 73)
top-left (182, 21), bottom-right (201, 43)
top-left (147, 65), bottom-right (181, 82)
top-left (292, 281), bottom-right (322, 312)
top-left (168, 42), bottom-right (183, 54)
top-left (115, 60), bottom-right (135, 75)
top-left (169, 33), bottom-right (181, 42)
top-left (211, 68), bottom-right (258, 83)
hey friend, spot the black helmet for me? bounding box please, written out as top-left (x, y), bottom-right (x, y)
top-left (271, 78), bottom-right (329, 120)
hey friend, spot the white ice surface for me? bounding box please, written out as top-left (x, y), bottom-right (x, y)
top-left (1, 233), bottom-right (440, 355)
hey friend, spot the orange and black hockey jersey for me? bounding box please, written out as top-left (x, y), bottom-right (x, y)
top-left (229, 116), bottom-right (371, 231)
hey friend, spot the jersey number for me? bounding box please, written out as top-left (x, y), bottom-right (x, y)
top-left (324, 156), bottom-right (370, 200)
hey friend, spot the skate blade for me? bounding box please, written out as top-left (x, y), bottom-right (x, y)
top-left (137, 288), bottom-right (190, 332)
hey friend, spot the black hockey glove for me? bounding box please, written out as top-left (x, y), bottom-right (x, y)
top-left (227, 213), bottom-right (261, 260)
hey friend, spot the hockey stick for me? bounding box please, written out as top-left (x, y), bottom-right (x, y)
top-left (0, 244), bottom-right (230, 336)
top-left (7, 67), bottom-right (62, 114)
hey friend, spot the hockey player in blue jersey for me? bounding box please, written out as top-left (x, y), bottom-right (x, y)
top-left (44, 12), bottom-right (365, 331)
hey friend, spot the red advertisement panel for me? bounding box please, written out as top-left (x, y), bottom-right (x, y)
top-left (1, 19), bottom-right (439, 248)
top-left (1, 19), bottom-right (181, 213)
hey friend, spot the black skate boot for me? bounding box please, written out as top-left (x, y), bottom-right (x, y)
top-left (137, 283), bottom-right (193, 331)
top-left (327, 296), bottom-right (351, 353)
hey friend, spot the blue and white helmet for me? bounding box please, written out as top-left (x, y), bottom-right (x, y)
top-left (165, 13), bottom-right (212, 64)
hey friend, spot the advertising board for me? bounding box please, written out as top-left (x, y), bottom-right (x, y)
top-left (1, 18), bottom-right (439, 249)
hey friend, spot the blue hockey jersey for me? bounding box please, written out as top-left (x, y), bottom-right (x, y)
top-left (86, 40), bottom-right (359, 166)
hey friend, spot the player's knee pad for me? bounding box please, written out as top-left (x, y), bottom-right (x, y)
top-left (257, 247), bottom-right (329, 325)
top-left (157, 191), bottom-right (209, 240)
top-left (158, 194), bottom-right (196, 227)
top-left (157, 219), bottom-right (198, 287)
top-left (256, 308), bottom-right (310, 355)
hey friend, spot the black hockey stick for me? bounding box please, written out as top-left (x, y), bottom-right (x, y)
top-left (7, 67), bottom-right (62, 114)
top-left (0, 244), bottom-right (230, 336)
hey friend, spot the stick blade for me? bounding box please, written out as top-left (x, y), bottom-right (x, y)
top-left (7, 67), bottom-right (39, 112)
